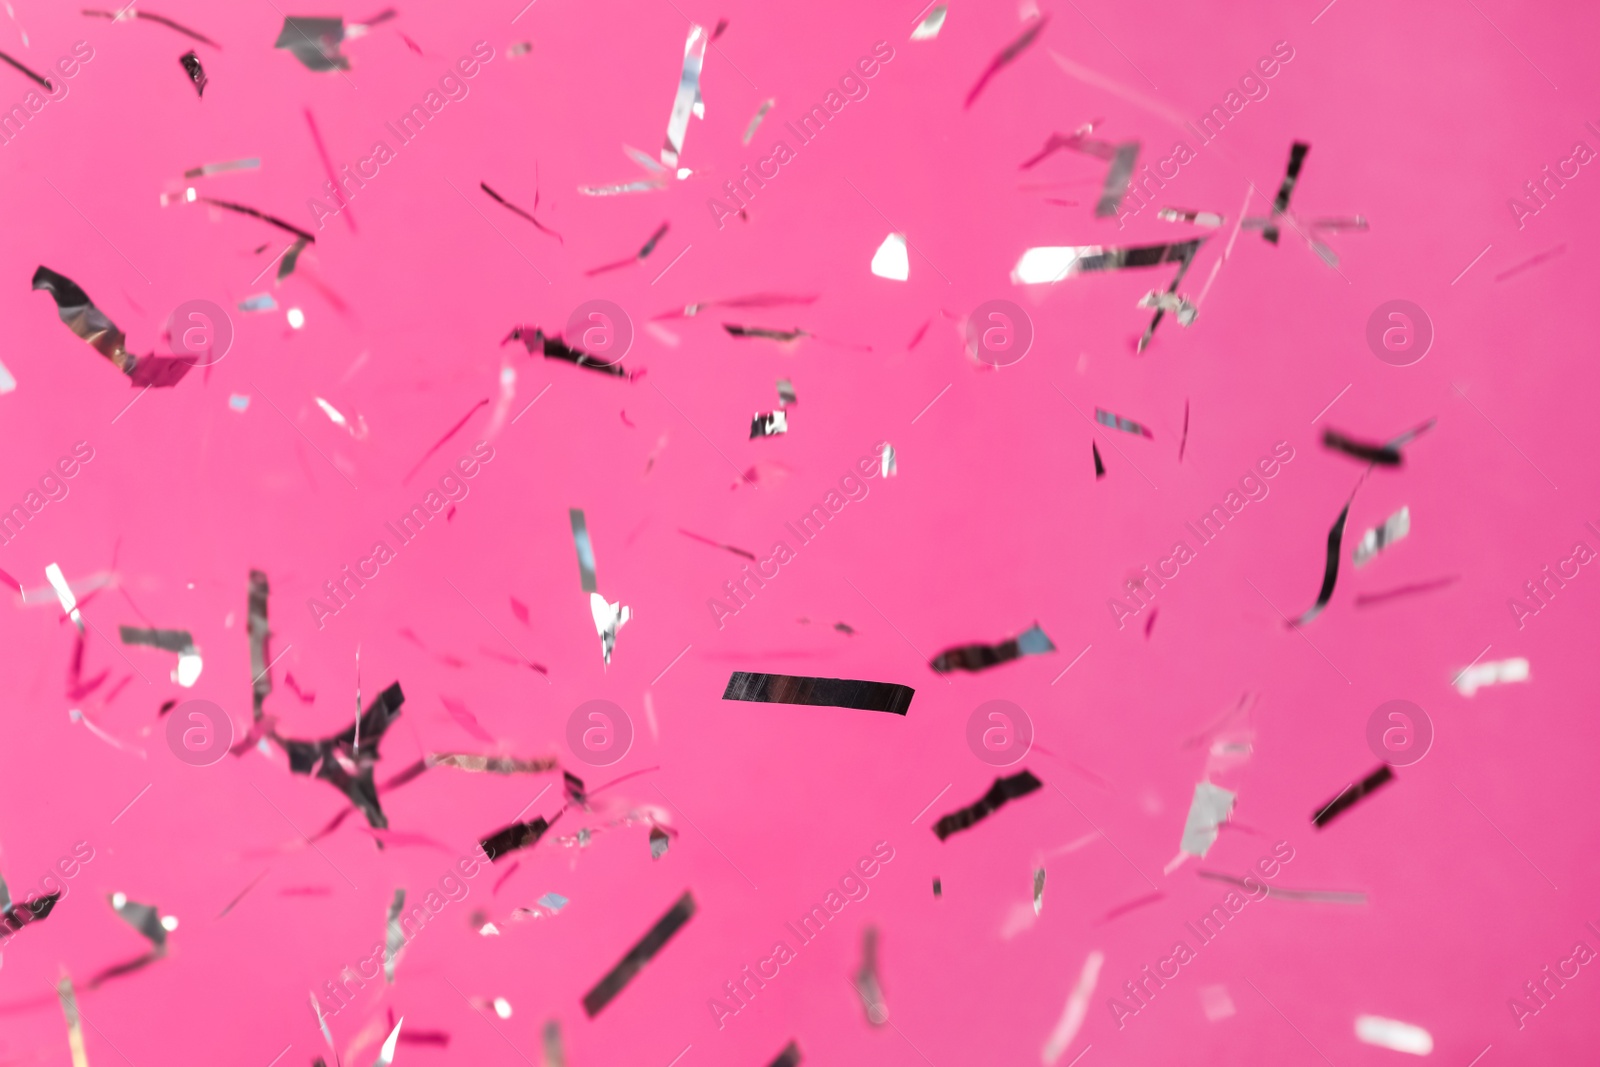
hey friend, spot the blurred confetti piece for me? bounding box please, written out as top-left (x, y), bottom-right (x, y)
top-left (590, 592), bottom-right (632, 666)
top-left (481, 180), bottom-right (564, 243)
top-left (722, 672), bottom-right (915, 715)
top-left (1179, 782), bottom-right (1234, 857)
top-left (871, 233), bottom-right (909, 281)
top-left (384, 888), bottom-right (405, 981)
top-left (1455, 657), bottom-right (1529, 697)
top-left (45, 563), bottom-right (83, 631)
top-left (650, 825), bottom-right (670, 859)
top-left (200, 197), bottom-right (316, 243)
top-left (930, 622), bottom-right (1055, 674)
top-left (0, 47), bottom-right (52, 89)
top-left (854, 926), bottom-right (888, 1025)
top-left (581, 890), bottom-right (696, 1016)
top-left (118, 627), bottom-right (201, 686)
top-left (1353, 506), bottom-right (1409, 568)
top-left (750, 410), bottom-right (788, 438)
top-left (932, 877), bottom-right (942, 898)
top-left (239, 293), bottom-right (277, 312)
top-left (83, 7), bottom-right (219, 48)
top-left (1199, 984), bottom-right (1235, 1022)
top-left (57, 973), bottom-right (89, 1067)
top-left (1290, 490), bottom-right (1357, 627)
top-left (1093, 442), bottom-right (1105, 478)
top-left (1355, 1015), bottom-right (1433, 1055)
top-left (743, 97), bottom-right (775, 144)
top-left (934, 771), bottom-right (1042, 841)
top-left (881, 443), bottom-right (897, 477)
top-left (776, 378), bottom-right (795, 406)
top-left (32, 266), bottom-right (138, 377)
top-left (481, 816), bottom-right (555, 862)
top-left (1096, 142), bottom-right (1139, 217)
top-left (1041, 949), bottom-right (1103, 1064)
top-left (911, 4), bottom-right (946, 39)
top-left (543, 1021), bottom-right (564, 1067)
top-left (661, 24), bottom-right (708, 167)
top-left (375, 1016), bottom-right (403, 1065)
top-left (1033, 868), bottom-right (1046, 914)
top-left (0, 358), bottom-right (15, 393)
top-left (1095, 408), bottom-right (1154, 439)
top-left (1159, 207), bottom-right (1224, 226)
top-left (274, 16), bottom-right (350, 71)
top-left (277, 238), bottom-right (309, 282)
top-left (179, 49), bottom-right (206, 95)
top-left (184, 157), bottom-right (260, 179)
top-left (1322, 428), bottom-right (1401, 467)
top-left (427, 753), bottom-right (559, 774)
top-left (1312, 765), bottom-right (1394, 829)
top-left (965, 15), bottom-right (1047, 108)
top-left (767, 1041), bottom-right (802, 1067)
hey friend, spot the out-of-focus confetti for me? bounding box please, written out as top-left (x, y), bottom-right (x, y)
top-left (870, 232), bottom-right (909, 281)
top-left (965, 15), bottom-right (1047, 108)
top-left (1454, 657), bottom-right (1529, 697)
top-left (722, 671), bottom-right (915, 715)
top-left (1261, 141), bottom-right (1308, 244)
top-left (504, 326), bottom-right (633, 378)
top-left (776, 378), bottom-right (796, 406)
top-left (1178, 782), bottom-right (1234, 857)
top-left (650, 825), bottom-right (670, 859)
top-left (1355, 1015), bottom-right (1433, 1055)
top-left (178, 50), bottom-right (206, 96)
top-left (854, 926), bottom-right (888, 1025)
top-left (481, 816), bottom-right (555, 862)
top-left (200, 197), bottom-right (317, 243)
top-left (1159, 207), bottom-right (1224, 226)
top-left (1092, 441), bottom-right (1105, 478)
top-left (910, 4), bottom-right (947, 40)
top-left (383, 888), bottom-right (405, 981)
top-left (481, 180), bottom-right (563, 243)
top-left (542, 1021), bottom-right (564, 1067)
top-left (0, 47), bottom-right (51, 89)
top-left (1312, 764), bottom-right (1394, 828)
top-left (238, 293), bottom-right (277, 312)
top-left (1096, 408), bottom-right (1154, 439)
top-left (427, 753), bottom-right (559, 774)
top-left (57, 973), bottom-right (89, 1067)
top-left (750, 410), bottom-right (788, 438)
top-left (1012, 238), bottom-right (1203, 284)
top-left (374, 1016), bottom-right (403, 1065)
top-left (1197, 870), bottom-right (1368, 905)
top-left (83, 7), bottom-right (219, 48)
top-left (581, 890), bottom-right (696, 1016)
top-left (274, 16), bottom-right (349, 72)
top-left (1322, 428), bottom-right (1402, 467)
top-left (1288, 494), bottom-right (1354, 627)
top-left (661, 24), bottom-right (707, 167)
top-left (1097, 142), bottom-right (1140, 217)
top-left (1032, 867), bottom-right (1046, 914)
top-left (930, 622), bottom-right (1055, 674)
top-left (743, 97), bottom-right (775, 144)
top-left (1041, 949), bottom-right (1103, 1064)
top-left (589, 221), bottom-right (669, 275)
top-left (184, 157), bottom-right (259, 179)
top-left (1200, 984), bottom-right (1236, 1021)
top-left (766, 1041), bottom-right (802, 1067)
top-left (933, 771), bottom-right (1042, 841)
top-left (118, 627), bottom-right (201, 686)
top-left (881, 443), bottom-right (897, 477)
top-left (32, 266), bottom-right (138, 378)
top-left (1353, 506), bottom-right (1409, 567)
top-left (1136, 289), bottom-right (1197, 326)
top-left (279, 681), bottom-right (406, 829)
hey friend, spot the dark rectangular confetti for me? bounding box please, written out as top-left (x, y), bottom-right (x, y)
top-left (722, 672), bottom-right (914, 716)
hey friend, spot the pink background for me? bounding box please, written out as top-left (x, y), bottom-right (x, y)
top-left (0, 0), bottom-right (1596, 1064)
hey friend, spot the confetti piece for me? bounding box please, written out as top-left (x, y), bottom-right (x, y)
top-left (1263, 141), bottom-right (1309, 244)
top-left (481, 180), bottom-right (564, 243)
top-left (910, 4), bottom-right (947, 39)
top-left (1454, 657), bottom-right (1529, 697)
top-left (881, 443), bottom-right (897, 477)
top-left (184, 157), bottom-right (260, 179)
top-left (1355, 1015), bottom-right (1433, 1056)
top-left (1312, 764), bottom-right (1394, 828)
top-left (776, 378), bottom-right (796, 406)
top-left (0, 357), bottom-right (15, 393)
top-left (238, 293), bottom-right (277, 312)
top-left (932, 877), bottom-right (942, 898)
top-left (1095, 408), bottom-right (1154, 439)
top-left (1322, 428), bottom-right (1402, 467)
top-left (400, 397), bottom-right (487, 484)
top-left (722, 671), bottom-right (915, 716)
top-left (1033, 868), bottom-right (1046, 914)
top-left (32, 267), bottom-right (139, 378)
top-left (930, 622), bottom-right (1055, 673)
top-left (965, 15), bottom-right (1047, 109)
top-left (1041, 949), bottom-right (1103, 1064)
top-left (743, 97), bottom-right (775, 144)
top-left (374, 1016), bottom-right (403, 1065)
top-left (1012, 238), bottom-right (1204, 284)
top-left (766, 1041), bottom-right (802, 1067)
top-left (581, 890), bottom-right (696, 1016)
top-left (650, 826), bottom-right (670, 859)
top-left (200, 197), bottom-right (317, 243)
top-left (1288, 494), bottom-right (1354, 627)
top-left (0, 47), bottom-right (51, 89)
top-left (427, 753), bottom-right (559, 774)
top-left (274, 16), bottom-right (351, 71)
top-left (750, 410), bottom-right (788, 438)
top-left (1353, 506), bottom-right (1410, 567)
top-left (57, 973), bottom-right (89, 1067)
top-left (854, 926), bottom-right (888, 1024)
top-left (280, 682), bottom-right (405, 829)
top-left (178, 49), bottom-right (206, 96)
top-left (661, 24), bottom-right (708, 167)
top-left (870, 233), bottom-right (909, 281)
top-left (1179, 782), bottom-right (1235, 857)
top-left (1159, 207), bottom-right (1224, 226)
top-left (44, 562), bottom-right (83, 631)
top-left (677, 528), bottom-right (756, 560)
top-left (84, 7), bottom-right (219, 48)
top-left (118, 626), bottom-right (201, 686)
top-left (1096, 142), bottom-right (1140, 217)
top-left (1197, 870), bottom-right (1368, 905)
top-left (481, 816), bottom-right (555, 862)
top-left (1093, 441), bottom-right (1105, 478)
top-left (504, 326), bottom-right (633, 378)
top-left (933, 771), bottom-right (1042, 841)
top-left (1178, 400), bottom-right (1189, 461)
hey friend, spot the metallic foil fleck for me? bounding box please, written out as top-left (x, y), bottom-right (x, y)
top-left (1093, 441), bottom-right (1105, 478)
top-left (776, 378), bottom-right (795, 406)
top-left (280, 681), bottom-right (405, 829)
top-left (57, 973), bottom-right (89, 1067)
top-left (1263, 141), bottom-right (1310, 244)
top-left (481, 180), bottom-right (564, 243)
top-left (911, 4), bottom-right (947, 39)
top-left (1012, 238), bottom-right (1204, 284)
top-left (1095, 408), bottom-right (1154, 439)
top-left (723, 323), bottom-right (804, 341)
top-left (590, 592), bottom-right (632, 666)
top-left (569, 508), bottom-right (598, 593)
top-left (481, 816), bottom-right (554, 863)
top-left (1158, 207), bottom-right (1223, 226)
top-left (767, 1041), bottom-right (803, 1067)
top-left (247, 569), bottom-right (271, 724)
top-left (750, 410), bottom-right (788, 438)
top-left (543, 1021), bottom-right (566, 1067)
top-left (119, 627), bottom-right (201, 686)
top-left (1289, 495), bottom-right (1355, 627)
top-left (503, 326), bottom-right (632, 378)
top-left (0, 48), bottom-right (53, 90)
top-left (1033, 868), bottom-right (1046, 914)
top-left (661, 24), bottom-right (708, 167)
top-left (44, 563), bottom-right (84, 632)
top-left (1312, 764), bottom-right (1394, 828)
top-left (179, 50), bottom-right (206, 96)
top-left (1322, 428), bottom-right (1402, 467)
top-left (427, 753), bottom-right (560, 774)
top-left (1454, 657), bottom-right (1529, 697)
top-left (1353, 506), bottom-right (1409, 568)
top-left (650, 826), bottom-right (670, 859)
top-left (1136, 289), bottom-right (1197, 326)
top-left (184, 157), bottom-right (260, 179)
top-left (1096, 142), bottom-right (1139, 217)
top-left (722, 671), bottom-right (915, 715)
top-left (854, 926), bottom-right (888, 1025)
top-left (930, 622), bottom-right (1055, 674)
top-left (933, 771), bottom-right (1043, 841)
top-left (84, 8), bottom-right (219, 48)
top-left (582, 890), bottom-right (697, 1016)
top-left (743, 97), bottom-right (775, 144)
top-left (274, 17), bottom-right (349, 72)
top-left (1178, 782), bottom-right (1235, 857)
top-left (384, 888), bottom-right (405, 982)
top-left (32, 266), bottom-right (138, 377)
top-left (965, 15), bottom-right (1048, 109)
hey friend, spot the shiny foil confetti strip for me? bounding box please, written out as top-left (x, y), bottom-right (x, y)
top-left (721, 671), bottom-right (915, 715)
top-left (1312, 765), bottom-right (1395, 828)
top-left (1353, 506), bottom-right (1410, 567)
top-left (581, 890), bottom-right (697, 1016)
top-left (933, 771), bottom-right (1043, 840)
top-left (929, 622), bottom-right (1056, 673)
